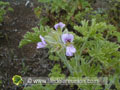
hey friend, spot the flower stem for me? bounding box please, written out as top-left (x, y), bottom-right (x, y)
top-left (57, 52), bottom-right (73, 76)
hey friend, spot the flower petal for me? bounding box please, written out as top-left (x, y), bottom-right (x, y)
top-left (69, 45), bottom-right (76, 53)
top-left (59, 22), bottom-right (65, 29)
top-left (39, 35), bottom-right (47, 45)
top-left (66, 45), bottom-right (76, 56)
top-left (37, 42), bottom-right (46, 49)
top-left (68, 34), bottom-right (74, 42)
top-left (61, 34), bottom-right (74, 44)
top-left (54, 24), bottom-right (58, 30)
top-left (66, 46), bottom-right (73, 56)
top-left (54, 22), bottom-right (65, 30)
top-left (61, 34), bottom-right (68, 44)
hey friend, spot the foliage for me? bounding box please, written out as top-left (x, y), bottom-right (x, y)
top-left (48, 64), bottom-right (65, 77)
top-left (18, 0), bottom-right (120, 89)
top-left (49, 53), bottom-right (59, 61)
top-left (19, 26), bottom-right (51, 48)
top-left (107, 0), bottom-right (120, 27)
top-left (71, 19), bottom-right (120, 89)
top-left (35, 0), bottom-right (114, 28)
top-left (35, 0), bottom-right (91, 26)
top-left (19, 19), bottom-right (120, 90)
top-left (0, 1), bottom-right (13, 23)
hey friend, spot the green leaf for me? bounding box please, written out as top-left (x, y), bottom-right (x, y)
top-left (19, 26), bottom-right (51, 48)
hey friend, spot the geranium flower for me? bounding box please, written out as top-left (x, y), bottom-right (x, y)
top-left (54, 22), bottom-right (65, 30)
top-left (61, 34), bottom-right (76, 56)
top-left (37, 35), bottom-right (47, 49)
top-left (61, 34), bottom-right (74, 44)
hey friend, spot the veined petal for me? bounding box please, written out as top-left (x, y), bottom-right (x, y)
top-left (54, 22), bottom-right (65, 30)
top-left (66, 46), bottom-right (73, 56)
top-left (61, 34), bottom-right (74, 44)
top-left (69, 45), bottom-right (76, 53)
top-left (59, 22), bottom-right (65, 29)
top-left (66, 45), bottom-right (76, 56)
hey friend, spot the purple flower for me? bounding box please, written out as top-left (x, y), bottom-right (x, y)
top-left (66, 45), bottom-right (76, 56)
top-left (37, 35), bottom-right (47, 49)
top-left (61, 34), bottom-right (74, 44)
top-left (54, 22), bottom-right (65, 30)
top-left (61, 34), bottom-right (76, 56)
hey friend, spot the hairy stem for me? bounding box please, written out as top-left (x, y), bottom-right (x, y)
top-left (57, 52), bottom-right (73, 76)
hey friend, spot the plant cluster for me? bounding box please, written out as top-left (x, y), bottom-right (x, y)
top-left (35, 0), bottom-right (91, 26)
top-left (19, 19), bottom-right (120, 90)
top-left (15, 0), bottom-right (120, 90)
top-left (107, 0), bottom-right (120, 27)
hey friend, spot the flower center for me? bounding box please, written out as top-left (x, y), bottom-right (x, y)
top-left (66, 39), bottom-right (71, 43)
top-left (57, 25), bottom-right (61, 29)
top-left (65, 39), bottom-right (71, 46)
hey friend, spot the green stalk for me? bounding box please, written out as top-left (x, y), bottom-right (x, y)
top-left (76, 29), bottom-right (91, 72)
top-left (57, 52), bottom-right (73, 76)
